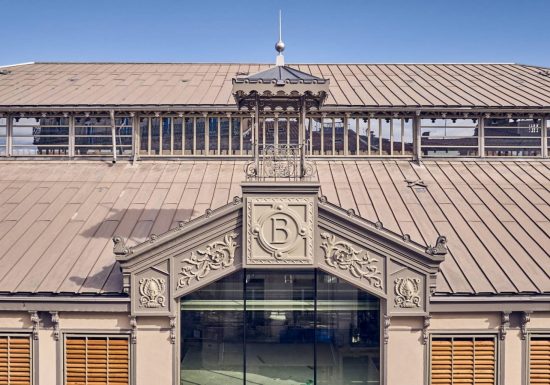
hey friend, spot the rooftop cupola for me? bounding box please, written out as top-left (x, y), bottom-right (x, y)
top-left (231, 12), bottom-right (330, 180)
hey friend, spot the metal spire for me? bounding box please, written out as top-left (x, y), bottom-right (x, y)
top-left (275, 10), bottom-right (285, 66)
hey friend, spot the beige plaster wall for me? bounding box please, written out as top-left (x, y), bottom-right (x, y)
top-left (136, 327), bottom-right (172, 385)
top-left (0, 311), bottom-right (32, 328)
top-left (430, 312), bottom-right (500, 330)
top-left (387, 317), bottom-right (424, 385)
top-left (38, 328), bottom-right (57, 385)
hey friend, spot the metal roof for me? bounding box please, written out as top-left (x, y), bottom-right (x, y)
top-left (0, 159), bottom-right (547, 296)
top-left (1, 62), bottom-right (550, 108)
top-left (234, 65), bottom-right (328, 84)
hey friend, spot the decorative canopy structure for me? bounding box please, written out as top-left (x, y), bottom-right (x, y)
top-left (232, 65), bottom-right (330, 111)
top-left (232, 22), bottom-right (330, 179)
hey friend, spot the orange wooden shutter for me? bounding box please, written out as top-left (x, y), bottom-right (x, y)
top-left (530, 337), bottom-right (550, 384)
top-left (431, 337), bottom-right (496, 385)
top-left (66, 336), bottom-right (129, 385)
top-left (0, 335), bottom-right (32, 385)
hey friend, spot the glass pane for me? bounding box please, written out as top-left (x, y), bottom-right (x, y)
top-left (196, 117), bottom-right (206, 155)
top-left (421, 118), bottom-right (479, 156)
top-left (151, 117), bottom-right (160, 155)
top-left (220, 118), bottom-right (230, 155)
top-left (380, 119), bottom-right (391, 155)
top-left (245, 270), bottom-right (315, 385)
top-left (209, 117), bottom-right (218, 155)
top-left (181, 271), bottom-right (244, 385)
top-left (347, 118), bottom-right (358, 155)
top-left (140, 118), bottom-right (149, 155)
top-left (162, 117), bottom-right (171, 155)
top-left (184, 118), bottom-right (194, 155)
top-left (278, 118), bottom-right (287, 145)
top-left (242, 118), bottom-right (252, 155)
top-left (12, 117), bottom-right (69, 156)
top-left (323, 118), bottom-right (333, 155)
top-left (316, 271), bottom-right (380, 385)
top-left (484, 118), bottom-right (541, 136)
top-left (311, 118), bottom-right (322, 155)
top-left (358, 118), bottom-right (369, 155)
top-left (231, 118), bottom-right (241, 155)
top-left (334, 118), bottom-right (344, 155)
top-left (173, 117), bottom-right (183, 155)
top-left (370, 119), bottom-right (381, 155)
top-left (289, 118), bottom-right (299, 145)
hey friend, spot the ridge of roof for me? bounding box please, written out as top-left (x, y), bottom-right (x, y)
top-left (6, 61), bottom-right (522, 66)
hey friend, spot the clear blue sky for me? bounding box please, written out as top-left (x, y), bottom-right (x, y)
top-left (2, 0), bottom-right (550, 67)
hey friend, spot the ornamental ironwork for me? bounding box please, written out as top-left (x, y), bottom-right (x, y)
top-left (320, 233), bottom-right (382, 288)
top-left (177, 233), bottom-right (238, 287)
top-left (245, 144), bottom-right (315, 180)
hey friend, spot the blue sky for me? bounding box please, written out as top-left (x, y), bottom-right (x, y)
top-left (2, 0), bottom-right (550, 67)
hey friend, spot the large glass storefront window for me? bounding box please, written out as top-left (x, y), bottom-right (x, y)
top-left (180, 270), bottom-right (380, 385)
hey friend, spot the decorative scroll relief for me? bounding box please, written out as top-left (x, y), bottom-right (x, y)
top-left (247, 197), bottom-right (314, 265)
top-left (139, 278), bottom-right (166, 308)
top-left (320, 233), bottom-right (383, 289)
top-left (177, 233), bottom-right (237, 287)
top-left (394, 277), bottom-right (421, 308)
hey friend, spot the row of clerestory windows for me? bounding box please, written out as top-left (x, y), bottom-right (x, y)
top-left (0, 114), bottom-right (548, 158)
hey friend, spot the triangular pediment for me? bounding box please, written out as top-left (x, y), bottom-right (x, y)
top-left (115, 183), bottom-right (446, 318)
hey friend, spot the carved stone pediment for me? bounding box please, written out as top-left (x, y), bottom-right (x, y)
top-left (245, 196), bottom-right (314, 265)
top-left (115, 182), bottom-right (445, 318)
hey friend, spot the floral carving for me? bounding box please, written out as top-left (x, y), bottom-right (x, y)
top-left (394, 277), bottom-right (421, 308)
top-left (320, 233), bottom-right (382, 288)
top-left (139, 278), bottom-right (166, 308)
top-left (178, 233), bottom-right (237, 288)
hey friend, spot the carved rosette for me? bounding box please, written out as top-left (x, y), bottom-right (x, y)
top-left (394, 277), bottom-right (421, 308)
top-left (320, 233), bottom-right (382, 289)
top-left (177, 233), bottom-right (237, 288)
top-left (139, 278), bottom-right (166, 308)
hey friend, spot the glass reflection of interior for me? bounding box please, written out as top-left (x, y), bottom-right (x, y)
top-left (180, 270), bottom-right (380, 385)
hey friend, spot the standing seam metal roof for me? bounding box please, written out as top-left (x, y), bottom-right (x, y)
top-left (1, 63), bottom-right (550, 107)
top-left (0, 160), bottom-right (547, 296)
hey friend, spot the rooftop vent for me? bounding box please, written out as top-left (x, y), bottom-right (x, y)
top-left (0, 69), bottom-right (11, 75)
top-left (538, 70), bottom-right (550, 77)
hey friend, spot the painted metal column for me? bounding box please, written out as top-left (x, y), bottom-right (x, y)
top-left (110, 109), bottom-right (117, 163)
top-left (254, 94), bottom-right (260, 174)
top-left (300, 96), bottom-right (306, 177)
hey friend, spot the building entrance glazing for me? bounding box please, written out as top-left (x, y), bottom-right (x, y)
top-left (180, 270), bottom-right (380, 385)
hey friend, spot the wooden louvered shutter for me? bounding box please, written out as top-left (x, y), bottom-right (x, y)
top-left (0, 335), bottom-right (32, 385)
top-left (530, 337), bottom-right (550, 384)
top-left (430, 336), bottom-right (496, 385)
top-left (66, 336), bottom-right (129, 385)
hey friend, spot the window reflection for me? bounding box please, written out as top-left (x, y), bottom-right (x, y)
top-left (180, 270), bottom-right (380, 385)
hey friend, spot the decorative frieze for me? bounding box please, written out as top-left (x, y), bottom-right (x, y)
top-left (138, 278), bottom-right (166, 308)
top-left (394, 277), bottom-right (421, 308)
top-left (177, 233), bottom-right (238, 288)
top-left (320, 233), bottom-right (382, 289)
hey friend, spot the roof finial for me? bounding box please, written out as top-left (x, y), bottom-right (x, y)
top-left (275, 10), bottom-right (285, 66)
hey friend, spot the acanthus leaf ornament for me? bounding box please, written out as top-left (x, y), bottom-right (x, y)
top-left (177, 233), bottom-right (237, 288)
top-left (138, 278), bottom-right (166, 308)
top-left (320, 233), bottom-right (382, 289)
top-left (394, 277), bottom-right (421, 308)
